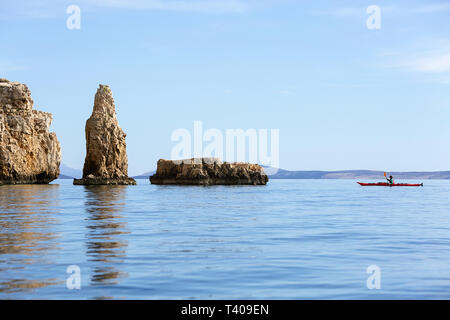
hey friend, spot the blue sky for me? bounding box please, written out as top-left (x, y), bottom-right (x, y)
top-left (1, 0), bottom-right (450, 175)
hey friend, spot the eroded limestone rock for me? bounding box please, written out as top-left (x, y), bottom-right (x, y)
top-left (150, 158), bottom-right (268, 185)
top-left (74, 85), bottom-right (135, 185)
top-left (0, 79), bottom-right (61, 184)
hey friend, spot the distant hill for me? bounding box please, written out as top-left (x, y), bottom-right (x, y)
top-left (264, 167), bottom-right (450, 180)
top-left (73, 165), bottom-right (450, 181)
top-left (59, 174), bottom-right (75, 179)
top-left (59, 163), bottom-right (82, 179)
top-left (133, 170), bottom-right (156, 179)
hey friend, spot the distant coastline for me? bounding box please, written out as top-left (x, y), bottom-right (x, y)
top-left (58, 164), bottom-right (450, 180)
top-left (263, 168), bottom-right (450, 180)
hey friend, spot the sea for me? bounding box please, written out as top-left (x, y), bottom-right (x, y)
top-left (1, 179), bottom-right (449, 299)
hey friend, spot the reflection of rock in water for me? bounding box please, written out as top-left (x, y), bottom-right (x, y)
top-left (0, 184), bottom-right (60, 293)
top-left (84, 186), bottom-right (129, 285)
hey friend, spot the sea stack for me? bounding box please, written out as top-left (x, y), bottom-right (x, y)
top-left (0, 78), bottom-right (61, 184)
top-left (74, 85), bottom-right (136, 185)
top-left (150, 158), bottom-right (268, 185)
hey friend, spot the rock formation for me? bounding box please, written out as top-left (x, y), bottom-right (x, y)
top-left (0, 78), bottom-right (61, 184)
top-left (74, 85), bottom-right (136, 185)
top-left (150, 158), bottom-right (268, 185)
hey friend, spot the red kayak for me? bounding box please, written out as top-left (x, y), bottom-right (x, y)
top-left (357, 182), bottom-right (423, 187)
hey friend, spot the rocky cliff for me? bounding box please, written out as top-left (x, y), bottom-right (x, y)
top-left (74, 85), bottom-right (136, 185)
top-left (0, 78), bottom-right (61, 184)
top-left (150, 158), bottom-right (268, 185)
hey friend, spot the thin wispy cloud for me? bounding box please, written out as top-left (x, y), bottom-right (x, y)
top-left (89, 0), bottom-right (249, 13)
top-left (413, 2), bottom-right (450, 14)
top-left (0, 60), bottom-right (29, 72)
top-left (389, 44), bottom-right (450, 74)
top-left (0, 0), bottom-right (58, 20)
top-left (326, 2), bottom-right (450, 18)
top-left (0, 0), bottom-right (253, 19)
top-left (320, 82), bottom-right (368, 89)
top-left (410, 53), bottom-right (450, 73)
top-left (329, 7), bottom-right (365, 18)
top-left (383, 45), bottom-right (450, 84)
top-left (324, 5), bottom-right (393, 18)
top-left (436, 76), bottom-right (450, 84)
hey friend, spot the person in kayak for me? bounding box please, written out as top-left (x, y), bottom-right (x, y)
top-left (386, 175), bottom-right (394, 185)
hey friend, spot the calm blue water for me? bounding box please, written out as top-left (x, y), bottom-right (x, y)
top-left (1, 179), bottom-right (450, 299)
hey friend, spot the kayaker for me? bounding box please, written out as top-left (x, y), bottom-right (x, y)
top-left (386, 175), bottom-right (394, 185)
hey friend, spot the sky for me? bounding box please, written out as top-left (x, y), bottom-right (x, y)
top-left (1, 0), bottom-right (450, 175)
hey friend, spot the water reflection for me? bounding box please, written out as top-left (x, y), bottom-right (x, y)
top-left (0, 184), bottom-right (60, 293)
top-left (83, 186), bottom-right (129, 286)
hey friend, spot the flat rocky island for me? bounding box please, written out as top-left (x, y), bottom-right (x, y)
top-left (150, 158), bottom-right (268, 185)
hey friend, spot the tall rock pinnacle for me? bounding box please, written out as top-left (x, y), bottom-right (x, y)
top-left (74, 84), bottom-right (136, 185)
top-left (0, 78), bottom-right (61, 184)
